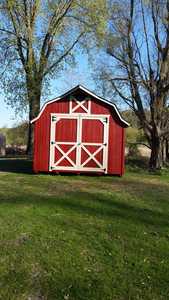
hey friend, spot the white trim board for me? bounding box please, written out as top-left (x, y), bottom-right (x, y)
top-left (31, 85), bottom-right (130, 126)
top-left (49, 113), bottom-right (109, 173)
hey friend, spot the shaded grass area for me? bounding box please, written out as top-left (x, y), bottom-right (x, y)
top-left (0, 157), bottom-right (33, 174)
top-left (126, 156), bottom-right (149, 171)
top-left (0, 159), bottom-right (169, 299)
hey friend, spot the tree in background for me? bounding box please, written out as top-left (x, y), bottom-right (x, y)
top-left (0, 0), bottom-right (107, 154)
top-left (0, 122), bottom-right (28, 146)
top-left (93, 0), bottom-right (169, 170)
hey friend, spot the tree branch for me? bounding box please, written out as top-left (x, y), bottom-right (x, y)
top-left (132, 31), bottom-right (148, 85)
top-left (0, 27), bottom-right (16, 36)
top-left (43, 32), bottom-right (84, 76)
top-left (151, 1), bottom-right (163, 53)
top-left (39, 0), bottom-right (74, 76)
top-left (140, 0), bottom-right (152, 73)
top-left (128, 142), bottom-right (151, 149)
top-left (110, 79), bottom-right (135, 110)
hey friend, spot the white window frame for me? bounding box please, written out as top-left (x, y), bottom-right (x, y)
top-left (69, 96), bottom-right (91, 114)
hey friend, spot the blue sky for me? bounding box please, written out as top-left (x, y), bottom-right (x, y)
top-left (0, 53), bottom-right (96, 128)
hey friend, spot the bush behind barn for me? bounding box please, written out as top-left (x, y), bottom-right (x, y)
top-left (0, 122), bottom-right (28, 155)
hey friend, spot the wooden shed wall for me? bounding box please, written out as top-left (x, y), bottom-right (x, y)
top-left (33, 96), bottom-right (125, 175)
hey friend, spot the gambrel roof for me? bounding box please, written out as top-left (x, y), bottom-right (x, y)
top-left (31, 85), bottom-right (130, 126)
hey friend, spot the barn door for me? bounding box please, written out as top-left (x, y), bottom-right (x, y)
top-left (49, 115), bottom-right (79, 171)
top-left (49, 114), bottom-right (109, 173)
top-left (79, 116), bottom-right (109, 172)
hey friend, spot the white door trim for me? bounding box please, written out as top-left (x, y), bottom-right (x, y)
top-left (49, 114), bottom-right (109, 173)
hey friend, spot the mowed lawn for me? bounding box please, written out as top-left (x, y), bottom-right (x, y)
top-left (0, 160), bottom-right (169, 299)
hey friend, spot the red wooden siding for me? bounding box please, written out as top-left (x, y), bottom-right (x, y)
top-left (55, 118), bottom-right (77, 142)
top-left (90, 97), bottom-right (125, 175)
top-left (82, 119), bottom-right (103, 143)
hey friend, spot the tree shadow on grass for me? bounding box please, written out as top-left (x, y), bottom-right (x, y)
top-left (45, 190), bottom-right (169, 230)
top-left (0, 180), bottom-right (169, 231)
top-left (0, 158), bottom-right (168, 230)
top-left (0, 158), bottom-right (33, 174)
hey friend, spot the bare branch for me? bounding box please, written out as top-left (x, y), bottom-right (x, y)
top-left (151, 1), bottom-right (163, 53)
top-left (128, 142), bottom-right (151, 149)
top-left (132, 31), bottom-right (148, 84)
top-left (140, 0), bottom-right (152, 73)
top-left (0, 27), bottom-right (16, 36)
top-left (44, 32), bottom-right (84, 76)
top-left (110, 79), bottom-right (135, 110)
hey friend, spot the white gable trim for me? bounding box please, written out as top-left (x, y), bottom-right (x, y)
top-left (30, 85), bottom-right (130, 126)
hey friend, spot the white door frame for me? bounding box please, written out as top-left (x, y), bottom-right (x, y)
top-left (49, 113), bottom-right (109, 173)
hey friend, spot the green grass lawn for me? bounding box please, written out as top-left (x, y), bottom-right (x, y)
top-left (0, 159), bottom-right (169, 300)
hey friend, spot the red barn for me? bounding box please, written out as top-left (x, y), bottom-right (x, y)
top-left (31, 85), bottom-right (129, 175)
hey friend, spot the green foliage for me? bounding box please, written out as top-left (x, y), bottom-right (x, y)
top-left (0, 127), bottom-right (8, 140)
top-left (0, 160), bottom-right (169, 299)
top-left (0, 122), bottom-right (28, 146)
top-left (126, 126), bottom-right (148, 159)
top-left (128, 143), bottom-right (139, 157)
top-left (7, 122), bottom-right (28, 146)
top-left (136, 129), bottom-right (147, 144)
top-left (122, 110), bottom-right (139, 128)
top-left (81, 0), bottom-right (108, 42)
top-left (126, 127), bottom-right (139, 144)
top-left (0, 0), bottom-right (108, 114)
top-left (121, 111), bottom-right (150, 143)
top-left (126, 127), bottom-right (147, 145)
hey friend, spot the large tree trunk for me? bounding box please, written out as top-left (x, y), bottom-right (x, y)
top-left (166, 138), bottom-right (169, 161)
top-left (27, 96), bottom-right (40, 155)
top-left (149, 134), bottom-right (163, 171)
top-left (26, 81), bottom-right (41, 155)
top-left (161, 138), bottom-right (167, 165)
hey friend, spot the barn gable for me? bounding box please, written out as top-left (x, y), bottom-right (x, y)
top-left (31, 85), bottom-right (129, 127)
